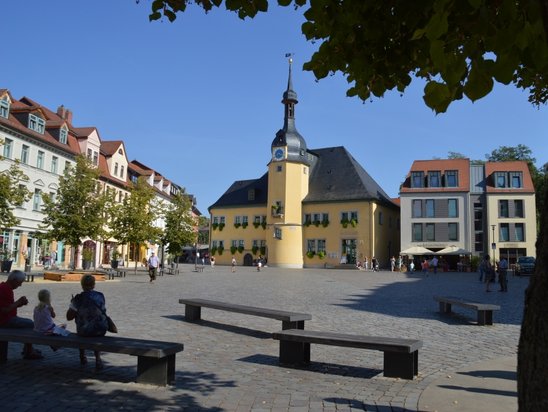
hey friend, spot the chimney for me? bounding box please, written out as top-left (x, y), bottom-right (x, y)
top-left (56, 105), bottom-right (73, 124)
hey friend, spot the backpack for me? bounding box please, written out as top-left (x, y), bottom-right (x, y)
top-left (73, 291), bottom-right (108, 337)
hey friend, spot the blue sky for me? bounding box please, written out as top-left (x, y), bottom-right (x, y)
top-left (3, 1), bottom-right (547, 213)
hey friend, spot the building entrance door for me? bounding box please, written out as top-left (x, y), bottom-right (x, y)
top-left (341, 239), bottom-right (357, 265)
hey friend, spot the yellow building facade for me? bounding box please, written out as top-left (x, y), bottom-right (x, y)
top-left (209, 61), bottom-right (400, 269)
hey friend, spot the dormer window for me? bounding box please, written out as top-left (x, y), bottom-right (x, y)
top-left (445, 170), bottom-right (458, 187)
top-left (120, 166), bottom-right (124, 179)
top-left (428, 171), bottom-right (441, 187)
top-left (114, 162), bottom-right (119, 176)
top-left (29, 114), bottom-right (45, 134)
top-left (59, 127), bottom-right (68, 144)
top-left (411, 171), bottom-right (424, 188)
top-left (0, 97), bottom-right (10, 119)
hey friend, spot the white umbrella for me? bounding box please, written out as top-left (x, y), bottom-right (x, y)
top-left (436, 245), bottom-right (471, 255)
top-left (400, 246), bottom-right (434, 255)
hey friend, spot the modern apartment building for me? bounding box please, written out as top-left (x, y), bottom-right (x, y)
top-left (400, 158), bottom-right (537, 268)
top-left (209, 61), bottom-right (400, 268)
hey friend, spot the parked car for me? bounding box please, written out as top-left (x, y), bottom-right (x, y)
top-left (515, 256), bottom-right (536, 276)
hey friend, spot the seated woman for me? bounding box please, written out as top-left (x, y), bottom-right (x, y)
top-left (66, 274), bottom-right (109, 370)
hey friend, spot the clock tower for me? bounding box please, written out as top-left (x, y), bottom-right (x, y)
top-left (267, 57), bottom-right (310, 268)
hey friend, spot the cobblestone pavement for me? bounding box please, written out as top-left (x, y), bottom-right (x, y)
top-left (0, 265), bottom-right (528, 411)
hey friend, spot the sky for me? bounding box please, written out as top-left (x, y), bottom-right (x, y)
top-left (3, 1), bottom-right (547, 213)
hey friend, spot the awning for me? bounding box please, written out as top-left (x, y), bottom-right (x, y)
top-left (436, 245), bottom-right (471, 255)
top-left (400, 246), bottom-right (434, 255)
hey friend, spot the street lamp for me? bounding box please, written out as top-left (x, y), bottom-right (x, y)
top-left (491, 224), bottom-right (496, 267)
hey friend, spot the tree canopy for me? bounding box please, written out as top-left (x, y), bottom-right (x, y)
top-left (0, 162), bottom-right (31, 231)
top-left (161, 192), bottom-right (197, 257)
top-left (142, 0), bottom-right (548, 113)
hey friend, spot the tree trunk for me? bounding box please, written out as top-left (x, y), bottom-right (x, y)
top-left (518, 175), bottom-right (548, 411)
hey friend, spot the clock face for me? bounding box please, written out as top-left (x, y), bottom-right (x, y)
top-left (273, 148), bottom-right (285, 161)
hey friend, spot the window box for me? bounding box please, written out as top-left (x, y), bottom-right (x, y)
top-left (306, 250), bottom-right (315, 259)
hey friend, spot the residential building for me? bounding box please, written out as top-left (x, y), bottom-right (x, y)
top-left (209, 61), bottom-right (400, 269)
top-left (400, 159), bottom-right (536, 268)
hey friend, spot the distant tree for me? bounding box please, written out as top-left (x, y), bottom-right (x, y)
top-left (161, 192), bottom-right (197, 263)
top-left (40, 155), bottom-right (109, 269)
top-left (142, 0), bottom-right (548, 113)
top-left (0, 162), bottom-right (31, 232)
top-left (197, 215), bottom-right (210, 245)
top-left (447, 151), bottom-right (466, 159)
top-left (110, 177), bottom-right (162, 272)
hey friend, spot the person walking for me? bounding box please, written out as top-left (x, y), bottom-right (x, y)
top-left (147, 252), bottom-right (159, 283)
top-left (390, 256), bottom-right (396, 272)
top-left (231, 256), bottom-right (237, 273)
top-left (498, 257), bottom-right (509, 292)
top-left (431, 256), bottom-right (439, 274)
top-left (484, 255), bottom-right (495, 292)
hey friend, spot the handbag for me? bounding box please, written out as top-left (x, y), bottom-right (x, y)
top-left (106, 316), bottom-right (118, 333)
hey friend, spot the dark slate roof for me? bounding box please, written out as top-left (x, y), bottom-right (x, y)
top-left (209, 173), bottom-right (269, 210)
top-left (210, 146), bottom-right (397, 210)
top-left (304, 146), bottom-right (397, 207)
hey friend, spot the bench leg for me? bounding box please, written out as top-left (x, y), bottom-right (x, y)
top-left (439, 302), bottom-right (452, 313)
top-left (384, 350), bottom-right (418, 380)
top-left (477, 310), bottom-right (493, 325)
top-left (185, 305), bottom-right (201, 321)
top-left (0, 340), bottom-right (7, 364)
top-left (279, 340), bottom-right (310, 365)
top-left (282, 320), bottom-right (305, 330)
top-left (137, 354), bottom-right (176, 386)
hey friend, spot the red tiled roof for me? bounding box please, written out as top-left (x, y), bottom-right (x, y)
top-left (485, 161), bottom-right (535, 193)
top-left (101, 140), bottom-right (124, 156)
top-left (400, 158), bottom-right (470, 193)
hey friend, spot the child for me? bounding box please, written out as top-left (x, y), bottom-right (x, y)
top-left (33, 289), bottom-right (70, 339)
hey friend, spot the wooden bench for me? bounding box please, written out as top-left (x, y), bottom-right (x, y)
top-left (0, 329), bottom-right (184, 386)
top-left (179, 298), bottom-right (311, 330)
top-left (434, 296), bottom-right (501, 325)
top-left (272, 329), bottom-right (422, 380)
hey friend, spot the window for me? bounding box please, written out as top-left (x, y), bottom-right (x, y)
top-left (350, 211), bottom-right (358, 222)
top-left (307, 239), bottom-right (316, 252)
top-left (428, 171), bottom-right (441, 187)
top-left (51, 156), bottom-right (58, 174)
top-left (495, 172), bottom-right (507, 188)
top-left (276, 165), bottom-right (282, 172)
top-left (515, 223), bottom-right (524, 241)
top-left (120, 166), bottom-right (124, 179)
top-left (49, 191), bottom-right (56, 204)
top-left (426, 223), bottom-right (435, 241)
top-left (274, 227), bottom-right (282, 239)
top-left (37, 151), bottom-right (45, 169)
top-left (33, 189), bottom-right (42, 211)
top-left (425, 199), bottom-right (435, 218)
top-left (21, 145), bottom-right (29, 164)
top-left (219, 216), bottom-right (225, 224)
top-left (0, 97), bottom-right (9, 118)
top-left (446, 170), bottom-right (458, 187)
top-left (499, 200), bottom-right (509, 218)
top-left (238, 240), bottom-right (244, 248)
top-left (59, 127), bottom-right (68, 144)
top-left (500, 224), bottom-right (509, 241)
top-left (29, 114), bottom-right (45, 134)
top-left (514, 200), bottom-right (524, 218)
top-left (234, 216), bottom-right (241, 225)
top-left (448, 199), bottom-right (458, 218)
top-left (411, 171), bottom-right (424, 188)
top-left (313, 213), bottom-right (321, 224)
top-left (254, 215), bottom-right (261, 224)
top-left (510, 172), bottom-right (522, 188)
top-left (212, 240), bottom-right (218, 248)
top-left (341, 212), bottom-right (348, 222)
top-left (317, 239), bottom-right (326, 253)
top-left (93, 151), bottom-right (98, 165)
top-left (322, 213), bottom-right (329, 224)
top-left (231, 240), bottom-right (237, 248)
top-left (118, 191), bottom-right (123, 202)
top-left (2, 138), bottom-right (13, 158)
top-left (412, 223), bottom-right (423, 241)
top-left (412, 200), bottom-right (422, 218)
top-left (213, 216), bottom-right (219, 224)
top-left (242, 216), bottom-right (248, 225)
top-left (448, 223), bottom-right (458, 241)
top-left (114, 163), bottom-right (119, 176)
top-left (87, 148), bottom-right (92, 159)
top-left (248, 189), bottom-right (255, 201)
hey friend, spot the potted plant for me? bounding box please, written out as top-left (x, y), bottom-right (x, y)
top-left (230, 245), bottom-right (237, 255)
top-left (350, 218), bottom-right (358, 227)
top-left (237, 245), bottom-right (244, 253)
top-left (341, 217), bottom-right (349, 228)
top-left (82, 247), bottom-right (94, 270)
top-left (242, 222), bottom-right (248, 228)
top-left (212, 222), bottom-right (219, 230)
top-left (252, 245), bottom-right (259, 255)
top-left (318, 250), bottom-right (326, 259)
top-left (259, 246), bottom-right (266, 255)
top-left (218, 222), bottom-right (225, 231)
top-left (210, 246), bottom-right (217, 255)
top-left (306, 250), bottom-right (315, 259)
top-left (313, 219), bottom-right (321, 227)
top-left (218, 245), bottom-right (224, 255)
top-left (253, 222), bottom-right (260, 228)
top-left (261, 221), bottom-right (267, 229)
top-left (234, 222), bottom-right (241, 228)
top-left (322, 218), bottom-right (329, 227)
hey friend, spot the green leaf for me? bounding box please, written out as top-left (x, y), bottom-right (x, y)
top-left (463, 61), bottom-right (494, 101)
top-left (423, 81), bottom-right (452, 113)
top-left (425, 11), bottom-right (448, 40)
top-left (149, 12), bottom-right (162, 21)
top-left (429, 39), bottom-right (445, 71)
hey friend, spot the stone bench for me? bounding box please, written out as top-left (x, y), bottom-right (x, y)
top-left (272, 329), bottom-right (422, 380)
top-left (0, 328), bottom-right (184, 386)
top-left (434, 295), bottom-right (501, 325)
top-left (179, 298), bottom-right (311, 330)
